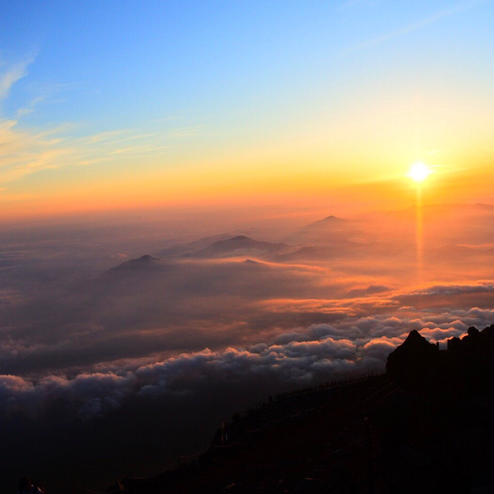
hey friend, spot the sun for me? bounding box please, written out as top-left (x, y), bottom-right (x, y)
top-left (408, 162), bottom-right (431, 182)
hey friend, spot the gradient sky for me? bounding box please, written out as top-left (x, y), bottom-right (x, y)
top-left (0, 0), bottom-right (492, 218)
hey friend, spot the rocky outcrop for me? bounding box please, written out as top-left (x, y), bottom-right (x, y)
top-left (386, 325), bottom-right (493, 390)
top-left (386, 329), bottom-right (439, 384)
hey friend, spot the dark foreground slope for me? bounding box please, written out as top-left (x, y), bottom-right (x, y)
top-left (113, 325), bottom-right (493, 494)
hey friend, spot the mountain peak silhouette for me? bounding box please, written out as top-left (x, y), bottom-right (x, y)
top-left (386, 329), bottom-right (438, 383)
top-left (403, 329), bottom-right (431, 345)
top-left (108, 254), bottom-right (161, 273)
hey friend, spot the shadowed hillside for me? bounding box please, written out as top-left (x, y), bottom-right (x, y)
top-left (112, 325), bottom-right (493, 494)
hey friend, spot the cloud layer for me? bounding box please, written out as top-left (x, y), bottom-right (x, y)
top-left (2, 302), bottom-right (492, 421)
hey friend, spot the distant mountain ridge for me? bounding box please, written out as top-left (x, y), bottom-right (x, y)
top-left (192, 235), bottom-right (288, 258)
top-left (107, 215), bottom-right (359, 270)
top-left (156, 234), bottom-right (232, 258)
top-left (303, 215), bottom-right (346, 229)
top-left (154, 234), bottom-right (290, 260)
top-left (107, 254), bottom-right (161, 272)
top-left (282, 213), bottom-right (354, 247)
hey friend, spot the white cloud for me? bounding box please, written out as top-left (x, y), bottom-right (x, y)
top-left (0, 55), bottom-right (35, 100)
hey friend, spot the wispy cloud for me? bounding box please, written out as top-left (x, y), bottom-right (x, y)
top-left (0, 56), bottom-right (184, 185)
top-left (0, 119), bottom-right (172, 184)
top-left (348, 0), bottom-right (484, 52)
top-left (0, 54), bottom-right (36, 101)
top-left (85, 129), bottom-right (130, 144)
top-left (167, 125), bottom-right (201, 138)
top-left (0, 119), bottom-right (70, 182)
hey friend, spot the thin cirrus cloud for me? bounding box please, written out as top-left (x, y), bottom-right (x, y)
top-left (0, 119), bottom-right (70, 182)
top-left (0, 54), bottom-right (35, 100)
top-left (347, 0), bottom-right (484, 52)
top-left (0, 57), bottom-right (193, 188)
top-left (0, 118), bottom-right (171, 185)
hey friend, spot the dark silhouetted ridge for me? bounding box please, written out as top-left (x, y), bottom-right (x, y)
top-left (387, 325), bottom-right (493, 391)
top-left (111, 324), bottom-right (493, 494)
top-left (385, 329), bottom-right (438, 384)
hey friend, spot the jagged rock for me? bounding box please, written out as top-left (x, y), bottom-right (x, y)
top-left (386, 325), bottom-right (494, 390)
top-left (386, 330), bottom-right (438, 385)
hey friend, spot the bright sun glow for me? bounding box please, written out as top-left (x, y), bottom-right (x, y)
top-left (408, 162), bottom-right (431, 182)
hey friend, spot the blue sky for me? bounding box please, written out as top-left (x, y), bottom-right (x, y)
top-left (2, 0), bottom-right (490, 129)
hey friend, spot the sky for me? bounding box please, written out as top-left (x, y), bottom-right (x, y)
top-left (1, 0), bottom-right (492, 219)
